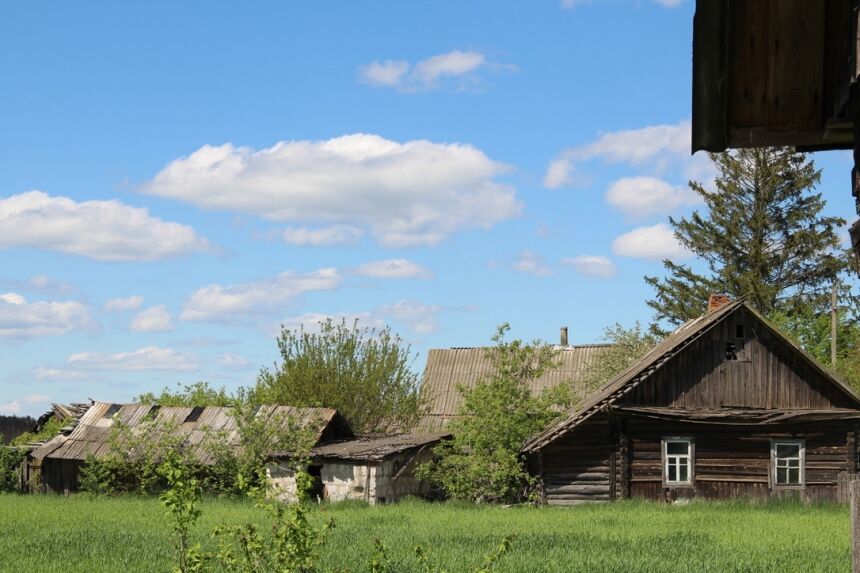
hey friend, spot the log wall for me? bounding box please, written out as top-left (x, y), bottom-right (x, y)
top-left (625, 418), bottom-right (857, 502)
top-left (541, 416), bottom-right (613, 505)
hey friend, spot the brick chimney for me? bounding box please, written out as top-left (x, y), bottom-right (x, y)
top-left (707, 293), bottom-right (732, 313)
top-left (560, 326), bottom-right (569, 347)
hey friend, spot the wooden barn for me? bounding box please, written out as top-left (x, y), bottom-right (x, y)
top-left (523, 296), bottom-right (860, 504)
top-left (417, 341), bottom-right (609, 431)
top-left (27, 401), bottom-right (353, 495)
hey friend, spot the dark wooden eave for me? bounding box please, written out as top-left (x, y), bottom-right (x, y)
top-left (613, 406), bottom-right (860, 425)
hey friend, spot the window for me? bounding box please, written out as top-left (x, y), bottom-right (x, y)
top-left (725, 342), bottom-right (738, 360)
top-left (663, 438), bottom-right (693, 486)
top-left (772, 440), bottom-right (804, 487)
top-left (736, 324), bottom-right (745, 339)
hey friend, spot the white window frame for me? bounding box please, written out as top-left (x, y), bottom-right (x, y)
top-left (771, 439), bottom-right (805, 489)
top-left (662, 437), bottom-right (694, 487)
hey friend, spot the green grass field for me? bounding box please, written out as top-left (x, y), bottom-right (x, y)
top-left (0, 495), bottom-right (850, 572)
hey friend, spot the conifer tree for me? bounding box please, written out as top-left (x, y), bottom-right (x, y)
top-left (645, 148), bottom-right (852, 331)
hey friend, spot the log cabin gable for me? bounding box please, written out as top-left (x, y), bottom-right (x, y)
top-left (618, 305), bottom-right (860, 411)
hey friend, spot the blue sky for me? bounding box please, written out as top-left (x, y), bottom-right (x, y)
top-left (1, 1), bottom-right (856, 416)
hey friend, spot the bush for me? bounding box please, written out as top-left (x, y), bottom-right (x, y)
top-left (0, 447), bottom-right (25, 493)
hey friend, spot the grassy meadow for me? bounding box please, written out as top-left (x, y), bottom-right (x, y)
top-left (0, 495), bottom-right (850, 572)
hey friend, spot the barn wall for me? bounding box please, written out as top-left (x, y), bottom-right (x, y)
top-left (624, 417), bottom-right (857, 502)
top-left (620, 307), bottom-right (857, 410)
top-left (39, 459), bottom-right (81, 494)
top-left (541, 415), bottom-right (613, 505)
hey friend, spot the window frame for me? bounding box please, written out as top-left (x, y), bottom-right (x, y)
top-left (770, 439), bottom-right (805, 489)
top-left (662, 436), bottom-right (695, 487)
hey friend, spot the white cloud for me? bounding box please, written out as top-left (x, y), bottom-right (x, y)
top-left (510, 251), bottom-right (553, 277)
top-left (25, 275), bottom-right (76, 295)
top-left (216, 352), bottom-right (250, 370)
top-left (562, 255), bottom-right (618, 278)
top-left (0, 401), bottom-right (20, 415)
top-left (66, 346), bottom-right (198, 372)
top-left (281, 225), bottom-right (363, 246)
top-left (142, 134), bottom-right (520, 248)
top-left (0, 191), bottom-right (212, 261)
top-left (278, 312), bottom-right (384, 333)
top-left (33, 367), bottom-right (91, 381)
top-left (181, 268), bottom-right (341, 323)
top-left (562, 0), bottom-right (682, 8)
top-left (654, 0), bottom-right (685, 6)
top-left (359, 50), bottom-right (501, 92)
top-left (606, 176), bottom-right (700, 218)
top-left (358, 60), bottom-right (410, 87)
top-left (105, 295), bottom-right (144, 312)
top-left (352, 259), bottom-right (433, 280)
top-left (0, 292), bottom-right (91, 339)
top-left (543, 121), bottom-right (693, 190)
top-left (24, 393), bottom-right (50, 403)
top-left (130, 305), bottom-right (173, 332)
top-left (612, 223), bottom-right (692, 261)
top-left (378, 300), bottom-right (443, 334)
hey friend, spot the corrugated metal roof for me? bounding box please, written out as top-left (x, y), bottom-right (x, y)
top-left (310, 432), bottom-right (450, 462)
top-left (417, 344), bottom-right (610, 431)
top-left (30, 402), bottom-right (349, 464)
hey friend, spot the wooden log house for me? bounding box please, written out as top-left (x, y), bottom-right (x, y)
top-left (523, 296), bottom-right (860, 504)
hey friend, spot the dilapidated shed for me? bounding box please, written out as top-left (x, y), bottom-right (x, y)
top-left (524, 297), bottom-right (860, 504)
top-left (311, 432), bottom-right (448, 504)
top-left (27, 401), bottom-right (352, 494)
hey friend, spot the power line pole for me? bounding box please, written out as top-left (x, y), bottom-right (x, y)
top-left (832, 280), bottom-right (839, 368)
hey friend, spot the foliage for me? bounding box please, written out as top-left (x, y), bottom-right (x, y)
top-left (10, 415), bottom-right (67, 447)
top-left (645, 148), bottom-right (853, 333)
top-left (160, 451), bottom-right (208, 573)
top-left (418, 324), bottom-right (568, 504)
top-left (0, 495), bottom-right (853, 572)
top-left (579, 322), bottom-right (661, 394)
top-left (0, 446), bottom-right (26, 493)
top-left (371, 535), bottom-right (514, 573)
top-left (770, 302), bottom-right (860, 389)
top-left (137, 382), bottom-right (233, 407)
top-left (0, 414), bottom-right (36, 445)
top-left (253, 318), bottom-right (425, 433)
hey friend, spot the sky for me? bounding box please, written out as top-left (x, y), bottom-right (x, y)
top-left (1, 1), bottom-right (857, 417)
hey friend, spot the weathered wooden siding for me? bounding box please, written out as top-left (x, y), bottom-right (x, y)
top-left (541, 416), bottom-right (612, 505)
top-left (39, 459), bottom-right (82, 494)
top-left (624, 418), bottom-right (857, 502)
top-left (620, 307), bottom-right (857, 410)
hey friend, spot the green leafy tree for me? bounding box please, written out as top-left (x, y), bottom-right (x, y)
top-left (253, 318), bottom-right (424, 433)
top-left (418, 324), bottom-right (569, 504)
top-left (770, 302), bottom-right (860, 389)
top-left (645, 148), bottom-right (852, 332)
top-left (137, 382), bottom-right (233, 407)
top-left (580, 322), bottom-right (661, 393)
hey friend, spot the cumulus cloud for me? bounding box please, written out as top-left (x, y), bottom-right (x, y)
top-left (510, 251), bottom-right (553, 277)
top-left (141, 134), bottom-right (520, 248)
top-left (33, 367), bottom-right (92, 381)
top-left (66, 346), bottom-right (198, 372)
top-left (280, 225), bottom-right (363, 246)
top-left (352, 259), bottom-right (433, 280)
top-left (104, 295), bottom-right (144, 312)
top-left (216, 352), bottom-right (250, 370)
top-left (543, 121), bottom-right (693, 189)
top-left (181, 268), bottom-right (341, 323)
top-left (0, 394), bottom-right (50, 414)
top-left (612, 223), bottom-right (692, 261)
top-left (278, 312), bottom-right (384, 333)
top-left (130, 305), bottom-right (173, 332)
top-left (562, 255), bottom-right (618, 278)
top-left (606, 176), bottom-right (701, 218)
top-left (0, 292), bottom-right (91, 339)
top-left (377, 300), bottom-right (443, 334)
top-left (0, 191), bottom-right (211, 261)
top-left (359, 50), bottom-right (506, 92)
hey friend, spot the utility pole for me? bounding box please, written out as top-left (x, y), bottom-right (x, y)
top-left (831, 280), bottom-right (839, 368)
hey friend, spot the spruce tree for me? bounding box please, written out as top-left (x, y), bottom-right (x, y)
top-left (645, 148), bottom-right (851, 331)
